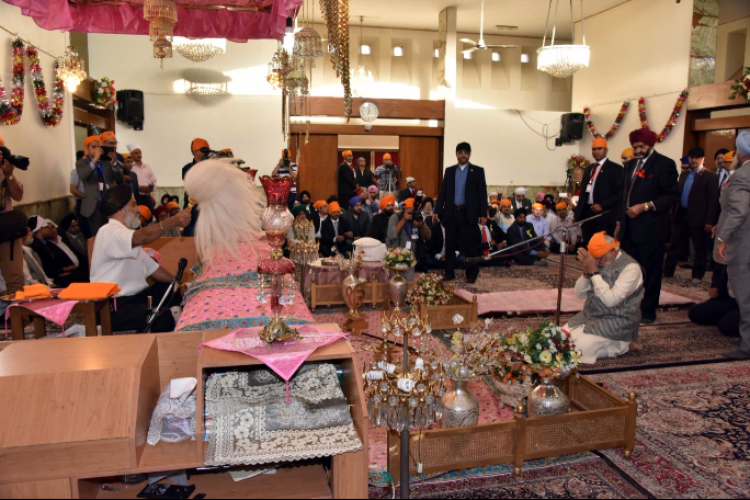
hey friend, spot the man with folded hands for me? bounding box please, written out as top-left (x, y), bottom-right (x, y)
top-left (90, 184), bottom-right (192, 333)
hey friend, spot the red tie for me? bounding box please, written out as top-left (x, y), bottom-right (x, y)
top-left (482, 227), bottom-right (490, 255)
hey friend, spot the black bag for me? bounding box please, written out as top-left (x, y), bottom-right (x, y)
top-left (0, 209), bottom-right (28, 244)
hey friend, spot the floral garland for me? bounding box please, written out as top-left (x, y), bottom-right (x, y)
top-left (93, 77), bottom-right (117, 108)
top-left (729, 67), bottom-right (750, 104)
top-left (583, 101), bottom-right (629, 139)
top-left (638, 89), bottom-right (689, 143)
top-left (27, 46), bottom-right (65, 127)
top-left (568, 155), bottom-right (589, 171)
top-left (0, 39), bottom-right (25, 126)
top-left (407, 273), bottom-right (453, 307)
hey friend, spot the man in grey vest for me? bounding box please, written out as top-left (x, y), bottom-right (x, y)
top-left (715, 131), bottom-right (750, 360)
top-left (565, 231), bottom-right (645, 364)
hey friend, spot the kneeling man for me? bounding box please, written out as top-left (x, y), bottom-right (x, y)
top-left (565, 232), bottom-right (644, 364)
top-left (90, 184), bottom-right (191, 333)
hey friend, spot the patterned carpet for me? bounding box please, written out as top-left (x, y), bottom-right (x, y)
top-left (590, 362), bottom-right (750, 499)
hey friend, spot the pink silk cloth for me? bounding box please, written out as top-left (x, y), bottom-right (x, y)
top-left (4, 0), bottom-right (302, 42)
top-left (3, 299), bottom-right (79, 338)
top-left (199, 326), bottom-right (350, 402)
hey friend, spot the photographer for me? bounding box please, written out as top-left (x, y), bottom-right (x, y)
top-left (272, 149), bottom-right (298, 200)
top-left (388, 198), bottom-right (431, 276)
top-left (374, 153), bottom-right (400, 197)
top-left (181, 138), bottom-right (213, 237)
top-left (76, 136), bottom-right (124, 236)
top-left (0, 140), bottom-right (26, 295)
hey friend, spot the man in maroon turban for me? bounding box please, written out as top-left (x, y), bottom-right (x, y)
top-left (616, 128), bottom-right (680, 324)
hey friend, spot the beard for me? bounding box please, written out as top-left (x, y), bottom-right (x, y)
top-left (384, 208), bottom-right (394, 216)
top-left (124, 211), bottom-right (141, 230)
top-left (634, 147), bottom-right (652, 159)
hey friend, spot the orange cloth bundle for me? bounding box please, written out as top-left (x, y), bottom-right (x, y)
top-left (15, 284), bottom-right (52, 300)
top-left (58, 283), bottom-right (121, 300)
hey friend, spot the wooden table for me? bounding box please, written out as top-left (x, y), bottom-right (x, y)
top-left (8, 298), bottom-right (113, 341)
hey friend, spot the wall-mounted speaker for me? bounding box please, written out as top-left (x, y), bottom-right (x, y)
top-left (556, 113), bottom-right (585, 146)
top-left (116, 90), bottom-right (144, 131)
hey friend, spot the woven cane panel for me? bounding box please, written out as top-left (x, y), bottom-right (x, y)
top-left (409, 429), bottom-right (516, 470)
top-left (526, 415), bottom-right (626, 454)
top-left (570, 381), bottom-right (620, 411)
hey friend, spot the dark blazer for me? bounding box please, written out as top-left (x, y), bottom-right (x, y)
top-left (620, 151), bottom-right (680, 243)
top-left (337, 163), bottom-right (357, 201)
top-left (674, 168), bottom-right (719, 228)
top-left (506, 221), bottom-right (538, 254)
top-left (367, 212), bottom-right (391, 243)
top-left (426, 219), bottom-right (444, 256)
top-left (398, 187), bottom-right (418, 203)
top-left (311, 211), bottom-right (324, 236)
top-left (575, 159), bottom-right (624, 225)
top-left (29, 237), bottom-right (88, 286)
top-left (435, 163), bottom-right (488, 224)
top-left (341, 210), bottom-right (371, 239)
top-left (355, 168), bottom-right (374, 190)
top-left (487, 220), bottom-right (507, 248)
top-left (511, 198), bottom-right (533, 213)
top-left (320, 216), bottom-right (353, 256)
top-left (75, 157), bottom-right (124, 218)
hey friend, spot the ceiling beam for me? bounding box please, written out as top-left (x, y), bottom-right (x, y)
top-left (290, 124), bottom-right (443, 137)
top-left (290, 97), bottom-right (445, 120)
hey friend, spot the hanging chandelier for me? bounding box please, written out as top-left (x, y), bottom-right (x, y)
top-left (144, 0), bottom-right (178, 69)
top-left (319, 0), bottom-right (352, 120)
top-left (173, 37), bottom-right (227, 62)
top-left (57, 46), bottom-right (87, 92)
top-left (537, 0), bottom-right (590, 79)
top-left (293, 27), bottom-right (323, 60)
top-left (351, 16), bottom-right (374, 98)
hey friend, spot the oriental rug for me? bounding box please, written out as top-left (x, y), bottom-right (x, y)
top-left (368, 456), bottom-right (647, 499)
top-left (590, 362), bottom-right (750, 499)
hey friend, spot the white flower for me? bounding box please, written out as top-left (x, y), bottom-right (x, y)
top-left (540, 351), bottom-right (553, 364)
top-left (549, 344), bottom-right (558, 354)
top-left (452, 314), bottom-right (465, 325)
top-left (535, 343), bottom-right (543, 351)
top-left (524, 355), bottom-right (533, 364)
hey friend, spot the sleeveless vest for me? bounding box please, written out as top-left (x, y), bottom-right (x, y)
top-left (568, 252), bottom-right (644, 342)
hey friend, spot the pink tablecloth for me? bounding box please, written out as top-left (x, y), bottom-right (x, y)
top-left (3, 299), bottom-right (80, 338)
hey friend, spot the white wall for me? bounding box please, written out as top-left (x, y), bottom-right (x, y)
top-left (572, 0), bottom-right (693, 163)
top-left (0, 2), bottom-right (75, 204)
top-left (716, 16), bottom-right (750, 81)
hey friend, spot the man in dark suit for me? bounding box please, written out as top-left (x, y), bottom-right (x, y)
top-left (354, 157), bottom-right (374, 191)
top-left (664, 147), bottom-right (719, 283)
top-left (76, 136), bottom-right (124, 237)
top-left (617, 128), bottom-right (680, 324)
top-left (398, 177), bottom-right (419, 202)
top-left (433, 142), bottom-right (488, 284)
top-left (511, 188), bottom-right (533, 212)
top-left (340, 196), bottom-right (371, 244)
top-left (337, 150), bottom-right (357, 209)
top-left (320, 202), bottom-right (353, 257)
top-left (27, 216), bottom-right (88, 287)
top-left (478, 213), bottom-right (509, 267)
top-left (575, 138), bottom-right (623, 246)
top-left (506, 209), bottom-right (550, 266)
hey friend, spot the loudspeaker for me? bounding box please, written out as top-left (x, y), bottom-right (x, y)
top-left (116, 90), bottom-right (144, 131)
top-left (559, 112), bottom-right (585, 144)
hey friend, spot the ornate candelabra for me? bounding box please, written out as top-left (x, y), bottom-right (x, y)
top-left (257, 176), bottom-right (300, 345)
top-left (288, 217), bottom-right (319, 288)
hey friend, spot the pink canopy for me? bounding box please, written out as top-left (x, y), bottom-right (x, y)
top-left (3, 0), bottom-right (304, 42)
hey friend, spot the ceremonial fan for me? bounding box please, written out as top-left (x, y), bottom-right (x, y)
top-left (460, 0), bottom-right (519, 55)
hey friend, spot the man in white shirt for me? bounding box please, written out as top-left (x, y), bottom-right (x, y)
top-left (90, 184), bottom-right (191, 333)
top-left (564, 232), bottom-right (644, 364)
top-left (127, 144), bottom-right (157, 210)
top-left (549, 202), bottom-right (581, 254)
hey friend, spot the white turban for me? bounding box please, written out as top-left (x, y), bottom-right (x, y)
top-left (514, 187), bottom-right (527, 195)
top-left (738, 131), bottom-right (750, 157)
top-left (127, 144), bottom-right (141, 153)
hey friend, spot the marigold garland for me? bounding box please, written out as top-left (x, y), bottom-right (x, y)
top-left (27, 46), bottom-right (65, 127)
top-left (638, 89), bottom-right (689, 143)
top-left (0, 39), bottom-right (25, 126)
top-left (583, 101), bottom-right (629, 140)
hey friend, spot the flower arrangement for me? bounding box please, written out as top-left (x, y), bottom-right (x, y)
top-left (27, 46), bottom-right (64, 127)
top-left (496, 321), bottom-right (581, 384)
top-left (444, 322), bottom-right (500, 380)
top-left (568, 155), bottom-right (589, 171)
top-left (407, 273), bottom-right (453, 307)
top-left (383, 247), bottom-right (417, 269)
top-left (93, 77), bottom-right (117, 108)
top-left (0, 39), bottom-right (25, 126)
top-left (583, 101), bottom-right (629, 140)
top-left (729, 67), bottom-right (750, 104)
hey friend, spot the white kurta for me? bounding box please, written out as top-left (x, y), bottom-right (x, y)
top-left (564, 253), bottom-right (643, 364)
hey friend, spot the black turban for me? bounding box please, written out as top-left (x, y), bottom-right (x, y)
top-left (514, 208), bottom-right (528, 219)
top-left (100, 184), bottom-right (133, 217)
top-left (60, 213), bottom-right (78, 232)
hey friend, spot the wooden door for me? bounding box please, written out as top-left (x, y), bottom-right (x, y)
top-left (291, 134), bottom-right (338, 202)
top-left (698, 129), bottom-right (738, 171)
top-left (398, 136), bottom-right (442, 199)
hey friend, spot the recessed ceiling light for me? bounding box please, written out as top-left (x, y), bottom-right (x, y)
top-left (492, 52), bottom-right (501, 62)
top-left (393, 46), bottom-right (404, 57)
top-left (521, 53), bottom-right (530, 64)
top-left (361, 44), bottom-right (372, 55)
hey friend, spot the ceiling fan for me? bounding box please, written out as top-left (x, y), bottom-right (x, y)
top-left (460, 0), bottom-right (519, 55)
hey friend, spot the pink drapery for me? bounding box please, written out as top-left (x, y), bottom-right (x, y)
top-left (2, 0), bottom-right (304, 42)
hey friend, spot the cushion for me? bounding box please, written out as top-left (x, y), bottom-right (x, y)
top-left (354, 238), bottom-right (387, 262)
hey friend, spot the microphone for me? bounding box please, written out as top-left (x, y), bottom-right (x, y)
top-left (174, 258), bottom-right (188, 285)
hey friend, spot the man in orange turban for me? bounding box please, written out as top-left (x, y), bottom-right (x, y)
top-left (575, 137), bottom-right (624, 247)
top-left (368, 195), bottom-right (396, 243)
top-left (76, 135), bottom-right (124, 236)
top-left (496, 199), bottom-right (515, 233)
top-left (621, 148), bottom-right (635, 164)
top-left (374, 153), bottom-right (400, 195)
top-left (338, 150), bottom-right (357, 209)
top-left (320, 200), bottom-right (353, 257)
top-left (311, 200), bottom-right (329, 240)
top-left (563, 231), bottom-right (644, 364)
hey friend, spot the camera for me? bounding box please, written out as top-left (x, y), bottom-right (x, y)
top-left (0, 147), bottom-right (29, 170)
top-left (199, 147), bottom-right (218, 160)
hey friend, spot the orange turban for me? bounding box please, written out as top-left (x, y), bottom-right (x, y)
top-left (402, 198), bottom-right (415, 208)
top-left (621, 148), bottom-right (634, 158)
top-left (383, 153), bottom-right (392, 160)
top-left (532, 203), bottom-right (544, 211)
top-left (191, 138), bottom-right (209, 151)
top-left (556, 202), bottom-right (568, 210)
top-left (588, 231), bottom-right (619, 258)
top-left (138, 205), bottom-right (151, 220)
top-left (313, 200), bottom-right (327, 210)
top-left (500, 199), bottom-right (513, 207)
top-left (592, 138), bottom-right (608, 149)
top-left (328, 202), bottom-right (342, 214)
top-left (166, 201), bottom-right (180, 211)
top-left (84, 136), bottom-right (101, 149)
top-left (121, 152), bottom-right (131, 159)
top-left (342, 150), bottom-right (353, 157)
top-left (724, 151), bottom-right (735, 163)
top-left (0, 135), bottom-right (4, 143)
top-left (380, 195), bottom-right (396, 210)
top-left (99, 131), bottom-right (116, 143)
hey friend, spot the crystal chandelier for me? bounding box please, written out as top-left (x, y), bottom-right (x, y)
top-left (351, 16), bottom-right (374, 98)
top-left (58, 46), bottom-right (87, 92)
top-left (144, 0), bottom-right (178, 69)
top-left (173, 37), bottom-right (227, 62)
top-left (293, 27), bottom-right (323, 60)
top-left (537, 0), bottom-right (590, 79)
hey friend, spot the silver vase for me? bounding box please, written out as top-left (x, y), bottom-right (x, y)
top-left (387, 267), bottom-right (409, 311)
top-left (441, 379), bottom-right (479, 428)
top-left (527, 377), bottom-right (570, 418)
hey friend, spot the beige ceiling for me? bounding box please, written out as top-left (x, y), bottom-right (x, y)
top-left (307, 0), bottom-right (632, 38)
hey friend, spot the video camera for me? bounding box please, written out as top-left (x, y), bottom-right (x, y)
top-left (0, 147), bottom-right (29, 171)
top-left (411, 193), bottom-right (425, 224)
top-left (199, 147), bottom-right (218, 160)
